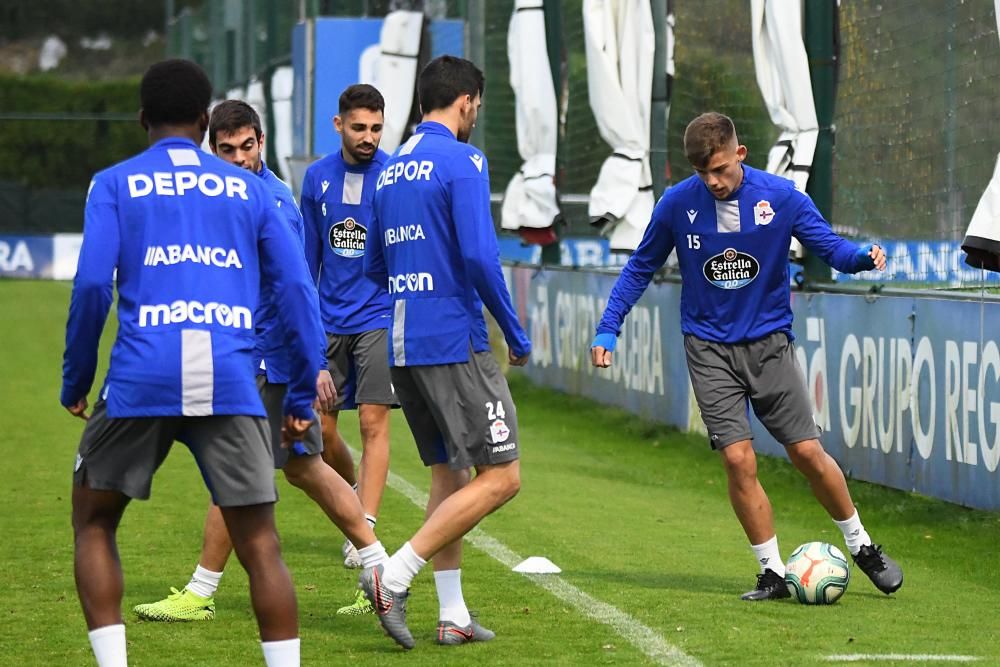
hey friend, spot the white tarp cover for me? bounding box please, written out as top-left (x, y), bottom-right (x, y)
top-left (750, 0), bottom-right (818, 260)
top-left (750, 0), bottom-right (818, 191)
top-left (960, 0), bottom-right (1000, 271)
top-left (583, 0), bottom-right (655, 251)
top-left (501, 0), bottom-right (560, 236)
top-left (271, 66), bottom-right (295, 179)
top-left (372, 10), bottom-right (423, 153)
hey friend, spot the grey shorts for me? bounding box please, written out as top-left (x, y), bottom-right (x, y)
top-left (256, 375), bottom-right (324, 469)
top-left (684, 331), bottom-right (821, 450)
top-left (73, 400), bottom-right (276, 507)
top-left (391, 349), bottom-right (520, 470)
top-left (326, 329), bottom-right (397, 409)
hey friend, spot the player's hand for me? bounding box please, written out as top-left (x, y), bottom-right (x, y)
top-left (281, 415), bottom-right (313, 449)
top-left (314, 369), bottom-right (337, 414)
top-left (591, 332), bottom-right (617, 368)
top-left (869, 244), bottom-right (886, 271)
top-left (509, 349), bottom-right (530, 367)
top-left (65, 397), bottom-right (90, 421)
top-left (591, 346), bottom-right (613, 368)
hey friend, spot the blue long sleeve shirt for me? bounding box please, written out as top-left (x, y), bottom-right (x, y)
top-left (365, 121), bottom-right (530, 366)
top-left (301, 149), bottom-right (391, 334)
top-left (253, 161), bottom-right (326, 384)
top-left (61, 138), bottom-right (324, 420)
top-left (598, 165), bottom-right (874, 344)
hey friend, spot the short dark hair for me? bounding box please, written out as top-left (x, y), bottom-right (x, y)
top-left (339, 84), bottom-right (385, 115)
top-left (417, 55), bottom-right (484, 114)
top-left (208, 100), bottom-right (263, 147)
top-left (683, 112), bottom-right (737, 168)
top-left (140, 59), bottom-right (212, 128)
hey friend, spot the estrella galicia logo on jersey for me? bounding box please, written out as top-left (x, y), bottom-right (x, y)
top-left (703, 248), bottom-right (760, 289)
top-left (754, 200), bottom-right (775, 226)
top-left (329, 217), bottom-right (366, 258)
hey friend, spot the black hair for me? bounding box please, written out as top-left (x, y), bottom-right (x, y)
top-left (417, 55), bottom-right (484, 114)
top-left (339, 84), bottom-right (385, 115)
top-left (140, 59), bottom-right (212, 127)
top-left (209, 100), bottom-right (263, 147)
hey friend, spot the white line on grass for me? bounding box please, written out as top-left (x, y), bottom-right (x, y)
top-left (374, 461), bottom-right (702, 666)
top-left (825, 656), bottom-right (980, 663)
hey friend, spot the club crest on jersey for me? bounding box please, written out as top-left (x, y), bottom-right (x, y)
top-left (329, 217), bottom-right (366, 258)
top-left (703, 247), bottom-right (760, 289)
top-left (754, 200), bottom-right (775, 226)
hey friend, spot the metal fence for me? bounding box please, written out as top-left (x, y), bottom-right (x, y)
top-left (8, 1), bottom-right (996, 288)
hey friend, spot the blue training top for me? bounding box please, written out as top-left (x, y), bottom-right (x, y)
top-left (301, 149), bottom-right (392, 335)
top-left (598, 164), bottom-right (875, 344)
top-left (61, 138), bottom-right (324, 420)
top-left (365, 121), bottom-right (530, 366)
top-left (254, 160), bottom-right (326, 384)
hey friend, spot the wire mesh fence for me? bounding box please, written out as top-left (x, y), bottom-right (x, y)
top-left (4, 1), bottom-right (998, 289)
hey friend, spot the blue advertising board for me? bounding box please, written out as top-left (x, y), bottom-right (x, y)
top-left (0, 235), bottom-right (54, 279)
top-left (506, 266), bottom-right (691, 431)
top-left (507, 265), bottom-right (1000, 510)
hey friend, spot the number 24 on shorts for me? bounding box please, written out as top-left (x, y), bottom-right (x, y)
top-left (485, 401), bottom-right (506, 420)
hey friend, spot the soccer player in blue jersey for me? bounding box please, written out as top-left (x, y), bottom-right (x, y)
top-left (300, 85), bottom-right (396, 596)
top-left (592, 112), bottom-right (903, 601)
top-left (62, 60), bottom-right (322, 667)
top-left (131, 100), bottom-right (389, 624)
top-left (360, 55), bottom-right (531, 649)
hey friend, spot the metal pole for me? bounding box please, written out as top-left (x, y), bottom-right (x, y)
top-left (466, 0), bottom-right (486, 149)
top-left (264, 0), bottom-right (281, 177)
top-left (539, 0), bottom-right (563, 265)
top-left (803, 0), bottom-right (839, 284)
top-left (165, 0), bottom-right (175, 55)
top-left (210, 1), bottom-right (226, 96)
top-left (650, 0), bottom-right (668, 199)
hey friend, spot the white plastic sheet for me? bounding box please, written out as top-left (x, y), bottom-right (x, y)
top-left (751, 0), bottom-right (819, 260)
top-left (583, 0), bottom-right (655, 252)
top-left (373, 10), bottom-right (423, 153)
top-left (501, 0), bottom-right (560, 237)
top-left (960, 0), bottom-right (1000, 270)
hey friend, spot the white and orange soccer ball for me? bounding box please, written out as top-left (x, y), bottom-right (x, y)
top-left (784, 541), bottom-right (850, 605)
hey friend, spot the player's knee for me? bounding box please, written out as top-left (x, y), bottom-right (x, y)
top-left (721, 446), bottom-right (756, 477)
top-left (496, 463), bottom-right (521, 503)
top-left (281, 458), bottom-right (315, 490)
top-left (787, 439), bottom-right (825, 472)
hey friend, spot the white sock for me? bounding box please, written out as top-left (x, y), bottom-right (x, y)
top-left (833, 510), bottom-right (871, 556)
top-left (381, 541), bottom-right (426, 593)
top-left (358, 540), bottom-right (388, 568)
top-left (261, 638), bottom-right (300, 667)
top-left (365, 513), bottom-right (377, 531)
top-left (88, 624), bottom-right (127, 667)
top-left (750, 535), bottom-right (785, 577)
top-left (186, 564), bottom-right (223, 598)
top-left (434, 569), bottom-right (471, 627)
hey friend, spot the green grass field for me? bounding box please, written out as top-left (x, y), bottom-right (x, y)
top-left (3, 279), bottom-right (999, 666)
